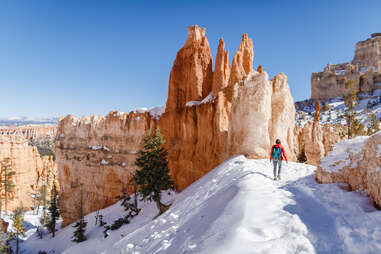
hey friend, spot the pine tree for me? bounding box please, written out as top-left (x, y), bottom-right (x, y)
top-left (11, 206), bottom-right (25, 254)
top-left (0, 158), bottom-right (16, 215)
top-left (367, 113), bottom-right (380, 135)
top-left (133, 129), bottom-right (174, 215)
top-left (40, 162), bottom-right (51, 227)
top-left (0, 221), bottom-right (11, 254)
top-left (72, 187), bottom-right (87, 243)
top-left (344, 80), bottom-right (358, 138)
top-left (46, 182), bottom-right (59, 237)
top-left (39, 184), bottom-right (49, 234)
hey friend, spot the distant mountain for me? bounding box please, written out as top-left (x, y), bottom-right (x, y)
top-left (0, 116), bottom-right (58, 126)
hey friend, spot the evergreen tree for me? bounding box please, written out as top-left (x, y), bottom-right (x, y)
top-left (0, 158), bottom-right (16, 215)
top-left (38, 184), bottom-right (49, 234)
top-left (11, 206), bottom-right (25, 254)
top-left (344, 80), bottom-right (358, 138)
top-left (40, 162), bottom-right (51, 227)
top-left (0, 221), bottom-right (11, 254)
top-left (133, 129), bottom-right (174, 215)
top-left (72, 187), bottom-right (87, 243)
top-left (46, 182), bottom-right (59, 237)
top-left (367, 113), bottom-right (380, 135)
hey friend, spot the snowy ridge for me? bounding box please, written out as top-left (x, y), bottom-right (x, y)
top-left (20, 156), bottom-right (381, 254)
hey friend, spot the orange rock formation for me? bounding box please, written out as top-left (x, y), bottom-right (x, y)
top-left (0, 135), bottom-right (57, 211)
top-left (55, 25), bottom-right (298, 226)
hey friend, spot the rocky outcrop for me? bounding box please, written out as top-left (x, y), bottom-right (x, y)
top-left (212, 38), bottom-right (230, 95)
top-left (311, 34), bottom-right (381, 100)
top-left (0, 135), bottom-right (57, 211)
top-left (294, 102), bottom-right (346, 166)
top-left (56, 26), bottom-right (298, 226)
top-left (0, 125), bottom-right (57, 140)
top-left (315, 132), bottom-right (381, 207)
top-left (229, 33), bottom-right (254, 87)
top-left (166, 25), bottom-right (213, 112)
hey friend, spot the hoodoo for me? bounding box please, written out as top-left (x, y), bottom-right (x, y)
top-left (165, 25), bottom-right (214, 112)
top-left (55, 25), bottom-right (298, 225)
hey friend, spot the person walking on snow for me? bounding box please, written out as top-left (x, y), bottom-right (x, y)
top-left (270, 139), bottom-right (288, 180)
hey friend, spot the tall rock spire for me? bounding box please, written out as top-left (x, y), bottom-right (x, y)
top-left (228, 33), bottom-right (254, 86)
top-left (212, 38), bottom-right (231, 95)
top-left (165, 25), bottom-right (213, 112)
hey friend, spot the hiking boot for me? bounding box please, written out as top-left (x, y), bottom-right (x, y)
top-left (274, 177), bottom-right (277, 181)
top-left (277, 175), bottom-right (281, 180)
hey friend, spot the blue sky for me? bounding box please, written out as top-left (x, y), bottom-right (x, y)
top-left (0, 0), bottom-right (380, 118)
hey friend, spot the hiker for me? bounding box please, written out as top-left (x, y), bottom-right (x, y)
top-left (270, 139), bottom-right (288, 180)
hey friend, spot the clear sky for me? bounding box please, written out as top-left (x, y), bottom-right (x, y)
top-left (0, 0), bottom-right (380, 118)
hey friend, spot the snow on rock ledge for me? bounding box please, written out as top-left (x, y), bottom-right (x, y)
top-left (316, 132), bottom-right (381, 206)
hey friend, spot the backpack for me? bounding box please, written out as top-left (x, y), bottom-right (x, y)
top-left (272, 146), bottom-right (282, 160)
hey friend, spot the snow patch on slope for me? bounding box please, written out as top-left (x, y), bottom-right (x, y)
top-left (320, 136), bottom-right (369, 172)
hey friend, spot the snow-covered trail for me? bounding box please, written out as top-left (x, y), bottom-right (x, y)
top-left (106, 156), bottom-right (381, 254)
top-left (21, 156), bottom-right (381, 254)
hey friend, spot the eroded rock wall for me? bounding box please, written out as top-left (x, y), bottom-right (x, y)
top-left (311, 34), bottom-right (381, 100)
top-left (55, 112), bottom-right (157, 226)
top-left (0, 135), bottom-right (57, 211)
top-left (0, 125), bottom-right (57, 140)
top-left (315, 132), bottom-right (381, 207)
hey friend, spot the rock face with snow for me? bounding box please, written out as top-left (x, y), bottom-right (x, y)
top-left (165, 25), bottom-right (214, 112)
top-left (0, 134), bottom-right (57, 211)
top-left (311, 33), bottom-right (381, 100)
top-left (316, 132), bottom-right (381, 206)
top-left (294, 101), bottom-right (346, 166)
top-left (55, 25), bottom-right (298, 225)
top-left (54, 112), bottom-right (157, 226)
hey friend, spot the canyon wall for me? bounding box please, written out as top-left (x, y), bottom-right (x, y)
top-left (0, 134), bottom-right (57, 211)
top-left (311, 33), bottom-right (381, 100)
top-left (315, 132), bottom-right (381, 207)
top-left (0, 125), bottom-right (57, 140)
top-left (56, 25), bottom-right (298, 226)
top-left (55, 112), bottom-right (156, 226)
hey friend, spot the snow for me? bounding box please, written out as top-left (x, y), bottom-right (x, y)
top-left (90, 145), bottom-right (102, 150)
top-left (377, 144), bottom-right (381, 158)
top-left (135, 108), bottom-right (148, 114)
top-left (295, 89), bottom-right (381, 127)
top-left (320, 136), bottom-right (369, 172)
top-left (101, 159), bottom-right (109, 165)
top-left (20, 156), bottom-right (381, 254)
top-left (148, 107), bottom-right (165, 120)
top-left (185, 100), bottom-right (200, 107)
top-left (186, 92), bottom-right (214, 107)
top-left (335, 69), bottom-right (346, 76)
